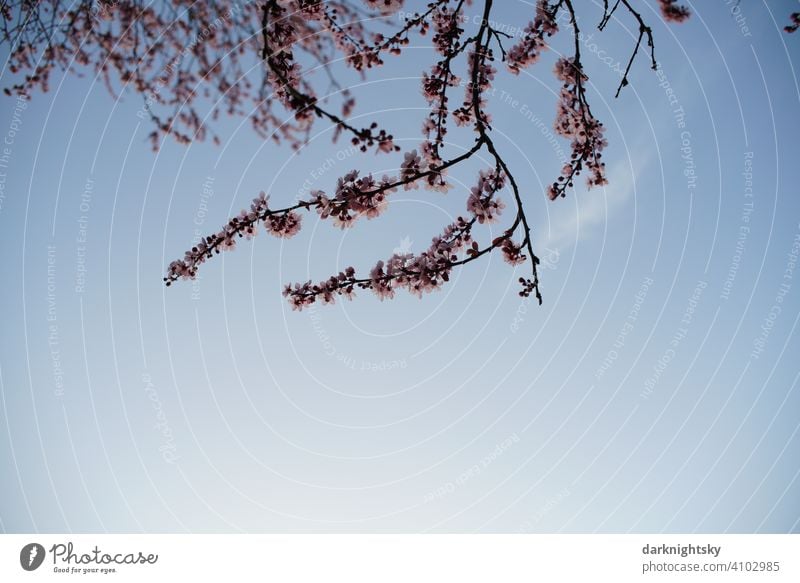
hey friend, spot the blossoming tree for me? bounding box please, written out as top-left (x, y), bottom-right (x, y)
top-left (3, 0), bottom-right (793, 309)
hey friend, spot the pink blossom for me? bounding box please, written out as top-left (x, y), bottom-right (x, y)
top-left (501, 239), bottom-right (526, 265)
top-left (400, 150), bottom-right (427, 190)
top-left (549, 58), bottom-right (608, 198)
top-left (265, 211), bottom-right (302, 238)
top-left (507, 1), bottom-right (559, 74)
top-left (658, 0), bottom-right (690, 23)
top-left (363, 0), bottom-right (405, 15)
top-left (467, 169), bottom-right (506, 224)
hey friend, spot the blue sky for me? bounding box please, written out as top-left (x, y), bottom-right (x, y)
top-left (0, 0), bottom-right (799, 532)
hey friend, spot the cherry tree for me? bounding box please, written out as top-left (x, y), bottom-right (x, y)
top-left (2, 0), bottom-right (790, 309)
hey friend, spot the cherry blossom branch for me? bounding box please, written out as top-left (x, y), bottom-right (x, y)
top-left (160, 0), bottom-right (698, 311)
top-left (537, 0), bottom-right (607, 203)
top-left (261, 0), bottom-right (401, 153)
top-left (598, 1), bottom-right (689, 99)
top-left (282, 167), bottom-right (532, 310)
top-left (359, 0), bottom-right (450, 67)
top-left (598, 0), bottom-right (622, 30)
top-left (469, 0), bottom-right (542, 303)
top-left (164, 138), bottom-right (485, 285)
top-left (421, 0), bottom-right (471, 166)
top-left (5, 0), bottom-right (795, 314)
top-left (282, 216), bottom-right (480, 308)
top-left (612, 0), bottom-right (657, 98)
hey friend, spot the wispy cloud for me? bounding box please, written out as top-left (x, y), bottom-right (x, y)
top-left (540, 152), bottom-right (651, 250)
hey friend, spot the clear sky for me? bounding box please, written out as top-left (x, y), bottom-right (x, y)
top-left (0, 0), bottom-right (799, 533)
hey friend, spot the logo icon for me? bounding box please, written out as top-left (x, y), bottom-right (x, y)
top-left (20, 543), bottom-right (45, 571)
top-left (393, 235), bottom-right (413, 255)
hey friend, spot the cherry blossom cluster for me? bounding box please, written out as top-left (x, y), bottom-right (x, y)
top-left (467, 169), bottom-right (506, 224)
top-left (262, 1), bottom-right (316, 126)
top-left (399, 150), bottom-right (427, 189)
top-left (362, 1), bottom-right (449, 64)
top-left (547, 57), bottom-right (608, 200)
top-left (452, 43), bottom-right (495, 131)
top-left (2, 0), bottom-right (409, 151)
top-left (420, 4), bottom-right (467, 167)
top-left (786, 13), bottom-right (800, 34)
top-left (282, 215), bottom-right (476, 310)
top-left (314, 170), bottom-right (397, 227)
top-left (399, 146), bottom-right (455, 192)
top-left (318, 1), bottom-right (424, 73)
top-left (281, 165), bottom-right (524, 309)
top-left (500, 239), bottom-right (527, 266)
top-left (266, 210), bottom-right (304, 238)
top-left (657, 0), bottom-right (691, 23)
top-left (363, 0), bottom-right (405, 14)
top-left (164, 142), bottom-right (483, 286)
top-left (261, 1), bottom-right (401, 153)
top-left (505, 0), bottom-right (559, 74)
top-left (164, 191), bottom-right (304, 285)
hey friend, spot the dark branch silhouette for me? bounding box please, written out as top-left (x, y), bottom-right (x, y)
top-left (4, 0), bottom-right (789, 311)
